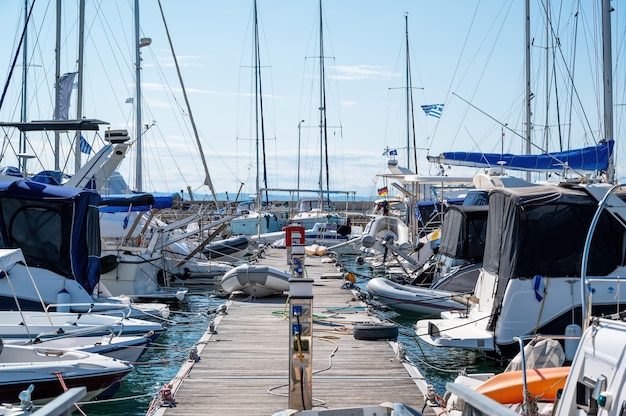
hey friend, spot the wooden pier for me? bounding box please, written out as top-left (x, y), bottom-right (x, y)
top-left (152, 248), bottom-right (431, 415)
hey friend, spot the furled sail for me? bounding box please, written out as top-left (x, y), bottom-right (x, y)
top-left (428, 140), bottom-right (614, 173)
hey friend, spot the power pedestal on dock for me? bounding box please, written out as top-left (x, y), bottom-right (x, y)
top-left (284, 225), bottom-right (305, 265)
top-left (290, 244), bottom-right (305, 278)
top-left (288, 278), bottom-right (313, 410)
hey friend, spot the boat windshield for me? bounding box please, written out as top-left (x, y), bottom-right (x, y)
top-left (298, 198), bottom-right (335, 212)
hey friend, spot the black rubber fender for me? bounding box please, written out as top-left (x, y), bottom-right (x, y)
top-left (353, 322), bottom-right (399, 340)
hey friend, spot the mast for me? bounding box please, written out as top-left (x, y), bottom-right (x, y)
top-left (404, 13), bottom-right (420, 175)
top-left (255, 0), bottom-right (260, 215)
top-left (543, 0), bottom-right (549, 156)
top-left (20, 0), bottom-right (29, 174)
top-left (257, 5), bottom-right (270, 208)
top-left (602, 0), bottom-right (615, 183)
top-left (253, 0), bottom-right (268, 233)
top-left (134, 0), bottom-right (143, 191)
top-left (54, 0), bottom-right (61, 171)
top-left (156, 0), bottom-right (220, 208)
top-left (405, 13), bottom-right (410, 170)
top-left (74, 0), bottom-right (85, 172)
top-left (524, 0), bottom-right (532, 182)
top-left (318, 0), bottom-right (330, 208)
top-left (405, 12), bottom-right (416, 240)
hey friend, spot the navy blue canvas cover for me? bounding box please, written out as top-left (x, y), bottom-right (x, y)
top-left (0, 180), bottom-right (101, 294)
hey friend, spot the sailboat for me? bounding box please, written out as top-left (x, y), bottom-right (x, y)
top-left (230, 0), bottom-right (289, 237)
top-left (288, 0), bottom-right (349, 231)
top-left (361, 14), bottom-right (446, 270)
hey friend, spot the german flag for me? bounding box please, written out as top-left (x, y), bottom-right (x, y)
top-left (377, 186), bottom-right (388, 196)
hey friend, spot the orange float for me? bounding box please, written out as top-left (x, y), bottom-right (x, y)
top-left (475, 366), bottom-right (570, 404)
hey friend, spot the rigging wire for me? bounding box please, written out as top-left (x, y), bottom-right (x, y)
top-left (0, 0), bottom-right (37, 113)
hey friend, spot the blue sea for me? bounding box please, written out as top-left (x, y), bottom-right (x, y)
top-left (74, 257), bottom-right (502, 415)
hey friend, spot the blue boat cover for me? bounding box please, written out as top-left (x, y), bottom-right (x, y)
top-left (0, 166), bottom-right (23, 178)
top-left (31, 170), bottom-right (71, 185)
top-left (0, 180), bottom-right (101, 294)
top-left (99, 193), bottom-right (174, 213)
top-left (433, 140), bottom-right (614, 172)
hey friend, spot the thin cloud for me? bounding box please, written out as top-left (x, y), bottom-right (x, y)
top-left (141, 82), bottom-right (220, 95)
top-left (331, 65), bottom-right (394, 81)
top-left (154, 54), bottom-right (207, 68)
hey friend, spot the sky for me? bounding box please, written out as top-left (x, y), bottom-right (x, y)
top-left (0, 1), bottom-right (625, 200)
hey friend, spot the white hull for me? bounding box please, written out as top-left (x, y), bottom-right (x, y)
top-left (415, 268), bottom-right (626, 354)
top-left (202, 235), bottom-right (250, 262)
top-left (0, 249), bottom-right (170, 319)
top-left (92, 294), bottom-right (171, 320)
top-left (164, 241), bottom-right (234, 278)
top-left (221, 264), bottom-right (291, 298)
top-left (99, 250), bottom-right (187, 301)
top-left (167, 260), bottom-right (233, 285)
top-left (0, 344), bottom-right (133, 404)
top-left (230, 212), bottom-right (288, 235)
top-left (289, 216), bottom-right (340, 231)
top-left (0, 310), bottom-right (164, 341)
top-left (5, 334), bottom-right (151, 363)
top-left (0, 256), bottom-right (96, 311)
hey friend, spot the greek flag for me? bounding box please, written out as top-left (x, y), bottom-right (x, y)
top-left (421, 103), bottom-right (444, 119)
top-left (125, 97), bottom-right (134, 104)
top-left (79, 135), bottom-right (92, 154)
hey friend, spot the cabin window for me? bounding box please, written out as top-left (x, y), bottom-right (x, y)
top-left (0, 198), bottom-right (72, 277)
top-left (513, 204), bottom-right (624, 278)
top-left (8, 205), bottom-right (62, 266)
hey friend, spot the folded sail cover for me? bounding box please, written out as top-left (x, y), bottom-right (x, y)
top-left (432, 140), bottom-right (614, 172)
